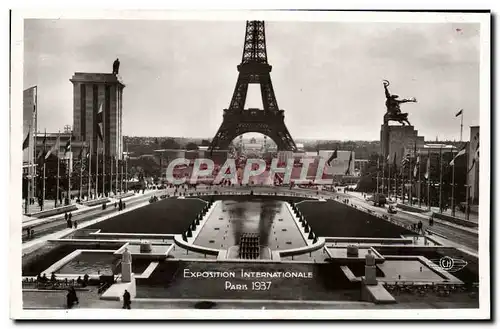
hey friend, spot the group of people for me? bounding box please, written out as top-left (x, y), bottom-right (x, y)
top-left (36, 272), bottom-right (57, 283)
top-left (24, 227), bottom-right (35, 239)
top-left (65, 212), bottom-right (77, 229)
top-left (114, 199), bottom-right (126, 211)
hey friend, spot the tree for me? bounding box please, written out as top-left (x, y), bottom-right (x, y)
top-left (186, 142), bottom-right (199, 151)
top-left (161, 138), bottom-right (180, 150)
top-left (201, 139), bottom-right (211, 146)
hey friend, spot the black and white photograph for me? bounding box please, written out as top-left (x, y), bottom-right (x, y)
top-left (9, 9), bottom-right (490, 320)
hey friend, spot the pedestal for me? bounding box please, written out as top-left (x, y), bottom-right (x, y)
top-left (380, 124), bottom-right (424, 163)
top-left (364, 265), bottom-right (377, 286)
top-left (122, 261), bottom-right (132, 283)
top-left (347, 245), bottom-right (359, 257)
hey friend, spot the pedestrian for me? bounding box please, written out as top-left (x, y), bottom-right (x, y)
top-left (122, 289), bottom-right (131, 309)
top-left (83, 273), bottom-right (89, 287)
top-left (30, 229), bottom-right (35, 238)
top-left (66, 287), bottom-right (79, 309)
top-left (417, 220), bottom-right (423, 234)
top-left (73, 221), bottom-right (78, 229)
top-left (65, 212), bottom-right (68, 221)
top-left (68, 212), bottom-right (72, 221)
top-left (26, 227), bottom-right (31, 239)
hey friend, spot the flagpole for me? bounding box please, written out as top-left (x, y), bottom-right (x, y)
top-left (42, 163), bottom-right (46, 211)
top-left (121, 159), bottom-right (124, 194)
top-left (466, 143), bottom-right (470, 221)
top-left (418, 152), bottom-right (422, 208)
top-left (451, 149), bottom-right (456, 217)
top-left (67, 135), bottom-right (72, 204)
top-left (88, 142), bottom-right (92, 200)
top-left (125, 144), bottom-right (129, 192)
top-left (96, 138), bottom-right (99, 198)
top-left (460, 112), bottom-right (464, 142)
top-left (376, 157), bottom-right (379, 194)
top-left (115, 156), bottom-right (118, 195)
top-left (438, 146), bottom-right (443, 213)
top-left (56, 131), bottom-right (60, 207)
top-left (26, 125), bottom-right (31, 214)
top-left (110, 156), bottom-right (113, 196)
top-left (102, 110), bottom-right (106, 198)
top-left (388, 157), bottom-right (391, 198)
top-left (33, 87), bottom-right (38, 202)
top-left (382, 159), bottom-right (386, 196)
top-left (79, 143), bottom-right (84, 201)
top-left (409, 152), bottom-right (412, 206)
top-left (393, 157), bottom-right (397, 202)
top-left (41, 128), bottom-right (46, 211)
top-left (427, 150), bottom-right (431, 210)
top-left (102, 148), bottom-right (105, 198)
top-left (28, 124), bottom-right (32, 209)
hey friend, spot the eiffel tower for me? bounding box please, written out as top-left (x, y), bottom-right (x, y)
top-left (209, 21), bottom-right (297, 152)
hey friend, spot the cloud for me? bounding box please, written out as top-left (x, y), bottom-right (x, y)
top-left (23, 19), bottom-right (480, 141)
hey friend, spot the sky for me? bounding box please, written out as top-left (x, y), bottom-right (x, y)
top-left (23, 19), bottom-right (481, 141)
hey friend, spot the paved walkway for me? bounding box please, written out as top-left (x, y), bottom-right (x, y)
top-left (346, 192), bottom-right (478, 233)
top-left (21, 289), bottom-right (478, 310)
top-left (341, 191), bottom-right (478, 251)
top-left (399, 201), bottom-right (478, 223)
top-left (21, 192), bottom-right (162, 255)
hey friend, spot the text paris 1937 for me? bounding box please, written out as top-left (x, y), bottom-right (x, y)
top-left (225, 281), bottom-right (272, 291)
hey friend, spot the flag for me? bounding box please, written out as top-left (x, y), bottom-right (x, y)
top-left (64, 137), bottom-right (72, 155)
top-left (22, 132), bottom-right (30, 150)
top-left (96, 103), bottom-right (104, 141)
top-left (387, 154), bottom-right (390, 162)
top-left (455, 109), bottom-right (463, 117)
top-left (345, 151), bottom-right (353, 175)
top-left (401, 154), bottom-right (410, 167)
top-left (327, 149), bottom-right (337, 166)
top-left (424, 155), bottom-right (431, 179)
top-left (468, 137), bottom-right (480, 173)
top-left (413, 154), bottom-right (420, 178)
top-left (45, 134), bottom-right (60, 159)
top-left (377, 156), bottom-right (380, 170)
top-left (450, 145), bottom-right (467, 166)
top-left (78, 145), bottom-right (84, 160)
top-left (37, 132), bottom-right (47, 159)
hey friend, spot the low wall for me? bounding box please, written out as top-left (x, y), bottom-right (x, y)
top-left (431, 212), bottom-right (478, 229)
top-left (116, 192), bottom-right (135, 200)
top-left (30, 205), bottom-right (78, 219)
top-left (81, 198), bottom-right (109, 207)
top-left (396, 203), bottom-right (428, 213)
top-left (325, 237), bottom-right (414, 245)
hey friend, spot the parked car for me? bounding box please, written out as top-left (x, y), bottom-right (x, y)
top-left (387, 205), bottom-right (397, 214)
top-left (372, 193), bottom-right (387, 207)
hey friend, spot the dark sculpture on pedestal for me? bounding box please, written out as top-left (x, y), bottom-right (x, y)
top-left (383, 80), bottom-right (417, 126)
top-left (112, 58), bottom-right (120, 75)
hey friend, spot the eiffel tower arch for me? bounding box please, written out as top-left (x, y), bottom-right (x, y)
top-left (209, 21), bottom-right (297, 153)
